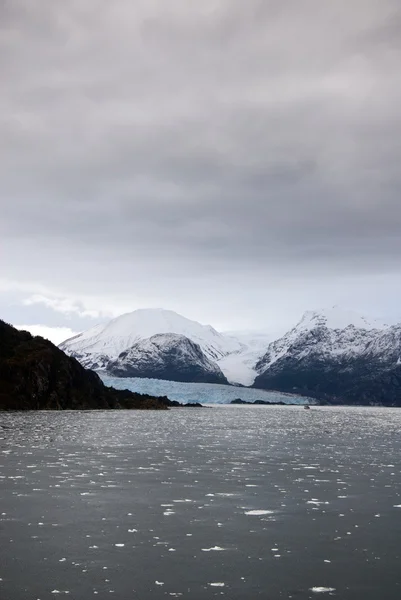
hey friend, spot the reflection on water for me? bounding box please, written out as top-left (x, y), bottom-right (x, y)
top-left (0, 406), bottom-right (401, 599)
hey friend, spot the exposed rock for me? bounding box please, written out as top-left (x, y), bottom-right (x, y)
top-left (107, 333), bottom-right (228, 384)
top-left (230, 399), bottom-right (287, 405)
top-left (0, 320), bottom-right (170, 410)
top-left (253, 311), bottom-right (401, 406)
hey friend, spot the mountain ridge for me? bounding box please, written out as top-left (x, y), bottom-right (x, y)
top-left (253, 311), bottom-right (401, 406)
top-left (60, 308), bottom-right (243, 370)
top-left (56, 305), bottom-right (401, 404)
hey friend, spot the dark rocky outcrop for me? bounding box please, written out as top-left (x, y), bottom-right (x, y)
top-left (230, 398), bottom-right (287, 406)
top-left (107, 333), bottom-right (228, 384)
top-left (253, 328), bottom-right (401, 406)
top-left (252, 310), bottom-right (401, 406)
top-left (254, 358), bottom-right (401, 406)
top-left (0, 320), bottom-right (172, 410)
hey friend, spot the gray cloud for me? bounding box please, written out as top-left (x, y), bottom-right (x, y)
top-left (1, 0), bottom-right (401, 331)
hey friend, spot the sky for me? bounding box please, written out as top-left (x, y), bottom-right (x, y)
top-left (1, 0), bottom-right (401, 343)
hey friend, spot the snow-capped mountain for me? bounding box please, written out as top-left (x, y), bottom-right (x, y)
top-left (59, 308), bottom-right (243, 371)
top-left (255, 306), bottom-right (388, 373)
top-left (254, 307), bottom-right (401, 405)
top-left (107, 333), bottom-right (228, 384)
top-left (59, 305), bottom-right (401, 402)
top-left (293, 306), bottom-right (388, 332)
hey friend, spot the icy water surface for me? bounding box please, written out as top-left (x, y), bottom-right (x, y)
top-left (1, 406), bottom-right (401, 599)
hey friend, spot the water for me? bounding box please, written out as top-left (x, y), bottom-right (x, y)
top-left (1, 406), bottom-right (401, 599)
top-left (99, 374), bottom-right (309, 404)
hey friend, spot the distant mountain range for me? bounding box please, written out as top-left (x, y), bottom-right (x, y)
top-left (58, 307), bottom-right (401, 406)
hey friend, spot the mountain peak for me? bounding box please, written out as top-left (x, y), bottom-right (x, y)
top-left (59, 307), bottom-right (242, 364)
top-left (297, 306), bottom-right (388, 332)
top-left (108, 332), bottom-right (228, 384)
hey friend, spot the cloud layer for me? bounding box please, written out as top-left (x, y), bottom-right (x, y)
top-left (1, 1), bottom-right (401, 330)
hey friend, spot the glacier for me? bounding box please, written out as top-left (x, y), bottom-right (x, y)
top-left (99, 373), bottom-right (308, 405)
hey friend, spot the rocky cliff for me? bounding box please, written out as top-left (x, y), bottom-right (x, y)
top-left (0, 320), bottom-right (169, 410)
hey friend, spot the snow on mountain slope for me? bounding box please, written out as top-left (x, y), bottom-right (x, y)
top-left (363, 324), bottom-right (401, 362)
top-left (256, 306), bottom-right (389, 373)
top-left (297, 306), bottom-right (388, 332)
top-left (59, 305), bottom-right (398, 395)
top-left (253, 307), bottom-right (401, 405)
top-left (107, 333), bottom-right (228, 384)
top-left (60, 308), bottom-right (243, 369)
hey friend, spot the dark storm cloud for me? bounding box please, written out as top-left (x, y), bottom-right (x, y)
top-left (1, 0), bottom-right (401, 328)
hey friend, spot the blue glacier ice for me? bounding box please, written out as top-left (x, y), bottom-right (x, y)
top-left (99, 373), bottom-right (308, 405)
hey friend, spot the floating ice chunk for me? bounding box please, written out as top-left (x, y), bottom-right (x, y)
top-left (114, 543), bottom-right (125, 547)
top-left (209, 582), bottom-right (225, 587)
top-left (394, 505), bottom-right (401, 508)
top-left (155, 581), bottom-right (164, 586)
top-left (310, 587), bottom-right (336, 593)
top-left (244, 510), bottom-right (273, 515)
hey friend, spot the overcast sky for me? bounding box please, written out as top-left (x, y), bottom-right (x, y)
top-left (1, 0), bottom-right (401, 342)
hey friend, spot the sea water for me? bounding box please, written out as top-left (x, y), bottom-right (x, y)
top-left (0, 406), bottom-right (400, 599)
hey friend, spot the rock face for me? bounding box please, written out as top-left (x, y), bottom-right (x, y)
top-left (253, 308), bottom-right (401, 406)
top-left (0, 320), bottom-right (169, 410)
top-left (107, 333), bottom-right (228, 384)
